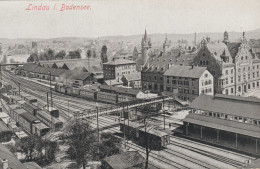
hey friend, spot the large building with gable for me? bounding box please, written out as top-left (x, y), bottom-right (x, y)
top-left (193, 31), bottom-right (260, 95)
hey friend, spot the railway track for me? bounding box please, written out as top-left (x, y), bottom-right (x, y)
top-left (3, 71), bottom-right (254, 168)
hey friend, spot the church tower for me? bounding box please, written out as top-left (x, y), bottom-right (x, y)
top-left (141, 29), bottom-right (152, 65)
top-left (223, 31), bottom-right (229, 45)
top-left (163, 34), bottom-right (171, 56)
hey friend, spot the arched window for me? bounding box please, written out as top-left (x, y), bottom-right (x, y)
top-left (202, 52), bottom-right (205, 57)
top-left (203, 61), bottom-right (205, 65)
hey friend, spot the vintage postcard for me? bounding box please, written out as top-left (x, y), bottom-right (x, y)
top-left (0, 0), bottom-right (259, 168)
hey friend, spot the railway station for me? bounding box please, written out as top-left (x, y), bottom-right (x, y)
top-left (183, 94), bottom-right (260, 155)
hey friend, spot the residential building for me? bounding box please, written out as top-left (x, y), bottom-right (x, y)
top-left (121, 73), bottom-right (141, 88)
top-left (163, 65), bottom-right (213, 102)
top-left (194, 32), bottom-right (260, 96)
top-left (103, 58), bottom-right (136, 82)
top-left (193, 36), bottom-right (235, 95)
top-left (227, 32), bottom-right (260, 95)
top-left (184, 94), bottom-right (260, 155)
top-left (141, 49), bottom-right (196, 93)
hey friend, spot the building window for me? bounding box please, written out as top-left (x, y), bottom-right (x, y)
top-left (154, 76), bottom-right (157, 80)
top-left (226, 78), bottom-right (228, 84)
top-left (257, 65), bottom-right (259, 69)
top-left (248, 84), bottom-right (251, 90)
top-left (248, 67), bottom-right (250, 71)
top-left (192, 90), bottom-right (195, 94)
top-left (206, 61), bottom-right (209, 65)
top-left (231, 69), bottom-right (233, 74)
top-left (238, 75), bottom-right (241, 82)
top-left (246, 56), bottom-right (248, 60)
top-left (253, 82), bottom-right (255, 88)
top-left (241, 56), bottom-right (243, 60)
top-left (243, 67), bottom-right (246, 71)
top-left (257, 72), bottom-right (259, 77)
top-left (202, 52), bottom-right (205, 56)
top-left (238, 86), bottom-right (241, 92)
top-left (257, 81), bottom-right (259, 87)
top-left (253, 66), bottom-right (255, 70)
top-left (205, 73), bottom-right (208, 78)
top-left (226, 89), bottom-right (228, 95)
top-left (203, 61), bottom-right (205, 65)
top-left (231, 88), bottom-right (233, 93)
top-left (253, 72), bottom-right (255, 78)
top-left (248, 73), bottom-right (250, 80)
top-left (172, 80), bottom-right (177, 84)
top-left (226, 70), bottom-right (228, 75)
top-left (200, 61), bottom-right (202, 65)
top-left (167, 79), bottom-right (169, 84)
top-left (238, 68), bottom-right (241, 72)
top-left (231, 77), bottom-right (233, 83)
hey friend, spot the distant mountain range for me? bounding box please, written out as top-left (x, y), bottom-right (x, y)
top-left (1, 28), bottom-right (260, 45)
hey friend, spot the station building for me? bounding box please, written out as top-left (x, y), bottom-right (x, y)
top-left (183, 94), bottom-right (260, 155)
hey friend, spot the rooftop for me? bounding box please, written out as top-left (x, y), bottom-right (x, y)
top-left (103, 151), bottom-right (145, 169)
top-left (19, 112), bottom-right (39, 123)
top-left (0, 144), bottom-right (27, 169)
top-left (142, 51), bottom-right (196, 73)
top-left (189, 94), bottom-right (260, 120)
top-left (122, 73), bottom-right (141, 81)
top-left (184, 113), bottom-right (260, 138)
top-left (0, 120), bottom-right (11, 132)
top-left (164, 65), bottom-right (207, 78)
top-left (103, 59), bottom-right (135, 66)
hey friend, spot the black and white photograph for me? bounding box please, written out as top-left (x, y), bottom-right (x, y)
top-left (0, 0), bottom-right (260, 168)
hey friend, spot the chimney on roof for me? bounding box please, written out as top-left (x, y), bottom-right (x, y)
top-left (0, 159), bottom-right (8, 169)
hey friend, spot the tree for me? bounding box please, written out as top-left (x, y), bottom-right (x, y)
top-left (27, 53), bottom-right (39, 63)
top-left (20, 134), bottom-right (39, 161)
top-left (47, 48), bottom-right (55, 60)
top-left (96, 132), bottom-right (122, 159)
top-left (1, 54), bottom-right (7, 64)
top-left (67, 50), bottom-right (81, 59)
top-left (55, 50), bottom-right (66, 60)
top-left (86, 49), bottom-right (92, 59)
top-left (100, 45), bottom-right (108, 63)
top-left (0, 45), bottom-right (2, 55)
top-left (64, 122), bottom-right (97, 169)
top-left (20, 134), bottom-right (58, 165)
top-left (138, 105), bottom-right (157, 169)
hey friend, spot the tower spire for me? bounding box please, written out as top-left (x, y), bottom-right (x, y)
top-left (144, 28), bottom-right (147, 40)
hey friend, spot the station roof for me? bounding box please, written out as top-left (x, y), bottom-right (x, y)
top-left (184, 113), bottom-right (260, 138)
top-left (33, 122), bottom-right (49, 130)
top-left (189, 94), bottom-right (260, 120)
top-left (14, 108), bottom-right (27, 115)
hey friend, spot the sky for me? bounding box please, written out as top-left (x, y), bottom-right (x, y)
top-left (0, 0), bottom-right (259, 39)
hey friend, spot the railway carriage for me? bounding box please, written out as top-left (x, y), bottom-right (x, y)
top-left (13, 108), bottom-right (27, 123)
top-left (9, 95), bottom-right (22, 104)
top-left (36, 110), bottom-right (63, 131)
top-left (120, 121), bottom-right (170, 150)
top-left (18, 111), bottom-right (40, 134)
top-left (79, 89), bottom-right (96, 100)
top-left (32, 122), bottom-right (50, 137)
top-left (96, 91), bottom-right (118, 104)
top-left (1, 94), bottom-right (11, 104)
top-left (21, 102), bottom-right (38, 116)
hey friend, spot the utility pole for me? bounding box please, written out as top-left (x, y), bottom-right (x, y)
top-left (48, 71), bottom-right (53, 107)
top-left (163, 97), bottom-right (165, 130)
top-left (127, 103), bottom-right (129, 147)
top-left (123, 104), bottom-right (126, 149)
top-left (67, 99), bottom-right (70, 117)
top-left (96, 106), bottom-right (99, 143)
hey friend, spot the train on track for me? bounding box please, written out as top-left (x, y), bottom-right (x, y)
top-left (1, 88), bottom-right (63, 136)
top-left (55, 83), bottom-right (139, 104)
top-left (119, 120), bottom-right (170, 150)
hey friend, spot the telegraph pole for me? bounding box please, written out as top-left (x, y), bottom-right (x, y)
top-left (48, 71), bottom-right (53, 107)
top-left (96, 106), bottom-right (99, 143)
top-left (163, 97), bottom-right (166, 130)
top-left (123, 104), bottom-right (126, 149)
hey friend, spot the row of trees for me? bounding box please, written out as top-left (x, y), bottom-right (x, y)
top-left (27, 49), bottom-right (81, 63)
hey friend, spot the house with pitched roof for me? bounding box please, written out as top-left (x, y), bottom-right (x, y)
top-left (103, 58), bottom-right (137, 82)
top-left (163, 65), bottom-right (213, 102)
top-left (141, 49), bottom-right (196, 93)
